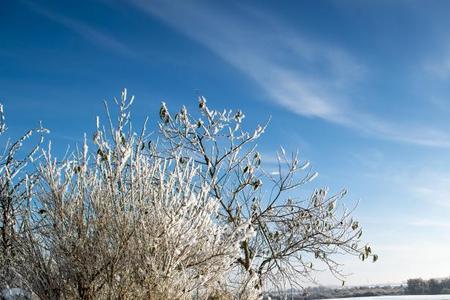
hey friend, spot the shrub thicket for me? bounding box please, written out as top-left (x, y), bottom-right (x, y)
top-left (0, 90), bottom-right (375, 299)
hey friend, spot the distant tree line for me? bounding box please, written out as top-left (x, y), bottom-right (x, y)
top-left (266, 276), bottom-right (450, 299)
top-left (266, 285), bottom-right (404, 299)
top-left (406, 278), bottom-right (450, 295)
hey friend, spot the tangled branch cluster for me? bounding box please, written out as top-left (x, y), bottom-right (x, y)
top-left (0, 90), bottom-right (376, 300)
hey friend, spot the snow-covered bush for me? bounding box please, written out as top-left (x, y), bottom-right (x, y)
top-left (157, 93), bottom-right (377, 294)
top-left (0, 89), bottom-right (375, 299)
top-left (0, 104), bottom-right (48, 292)
top-left (23, 91), bottom-right (254, 299)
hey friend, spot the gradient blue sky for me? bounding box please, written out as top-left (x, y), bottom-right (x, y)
top-left (2, 0), bottom-right (450, 286)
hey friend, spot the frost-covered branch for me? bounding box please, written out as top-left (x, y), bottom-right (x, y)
top-left (0, 90), bottom-right (376, 300)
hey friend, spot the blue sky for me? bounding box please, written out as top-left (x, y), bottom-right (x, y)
top-left (2, 0), bottom-right (450, 286)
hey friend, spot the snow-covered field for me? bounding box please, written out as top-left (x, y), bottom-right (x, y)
top-left (326, 295), bottom-right (450, 300)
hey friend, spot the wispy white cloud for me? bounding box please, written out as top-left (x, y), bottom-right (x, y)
top-left (407, 218), bottom-right (450, 229)
top-left (364, 214), bottom-right (450, 230)
top-left (356, 114), bottom-right (450, 148)
top-left (410, 173), bottom-right (450, 210)
top-left (366, 164), bottom-right (450, 211)
top-left (24, 1), bottom-right (135, 58)
top-left (131, 0), bottom-right (450, 148)
top-left (131, 0), bottom-right (356, 124)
